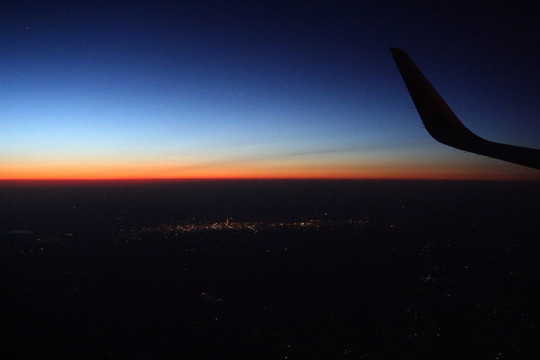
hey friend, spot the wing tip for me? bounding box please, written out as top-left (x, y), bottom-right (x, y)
top-left (390, 48), bottom-right (540, 170)
top-left (389, 48), bottom-right (407, 58)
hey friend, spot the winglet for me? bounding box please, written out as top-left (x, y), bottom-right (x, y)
top-left (390, 48), bottom-right (540, 170)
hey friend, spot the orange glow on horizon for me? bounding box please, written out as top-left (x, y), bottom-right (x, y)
top-left (1, 157), bottom-right (539, 182)
top-left (1, 169), bottom-right (538, 182)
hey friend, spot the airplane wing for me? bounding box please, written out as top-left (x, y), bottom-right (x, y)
top-left (390, 48), bottom-right (540, 170)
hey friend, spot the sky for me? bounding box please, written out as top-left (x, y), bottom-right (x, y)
top-left (1, 0), bottom-right (539, 180)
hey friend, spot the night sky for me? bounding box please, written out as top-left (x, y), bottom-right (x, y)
top-left (1, 0), bottom-right (539, 180)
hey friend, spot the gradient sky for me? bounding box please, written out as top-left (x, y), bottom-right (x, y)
top-left (1, 0), bottom-right (539, 180)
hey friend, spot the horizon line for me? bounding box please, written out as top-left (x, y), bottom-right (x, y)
top-left (1, 177), bottom-right (538, 183)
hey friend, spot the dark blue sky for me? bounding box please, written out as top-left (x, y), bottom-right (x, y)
top-left (1, 0), bottom-right (538, 179)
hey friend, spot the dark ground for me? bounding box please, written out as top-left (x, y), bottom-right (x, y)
top-left (1, 180), bottom-right (539, 359)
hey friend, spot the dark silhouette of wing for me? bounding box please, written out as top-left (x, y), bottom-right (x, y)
top-left (390, 48), bottom-right (540, 170)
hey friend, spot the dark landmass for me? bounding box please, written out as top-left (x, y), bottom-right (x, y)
top-left (1, 180), bottom-right (539, 359)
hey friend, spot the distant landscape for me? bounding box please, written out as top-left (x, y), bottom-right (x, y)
top-left (1, 180), bottom-right (538, 359)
